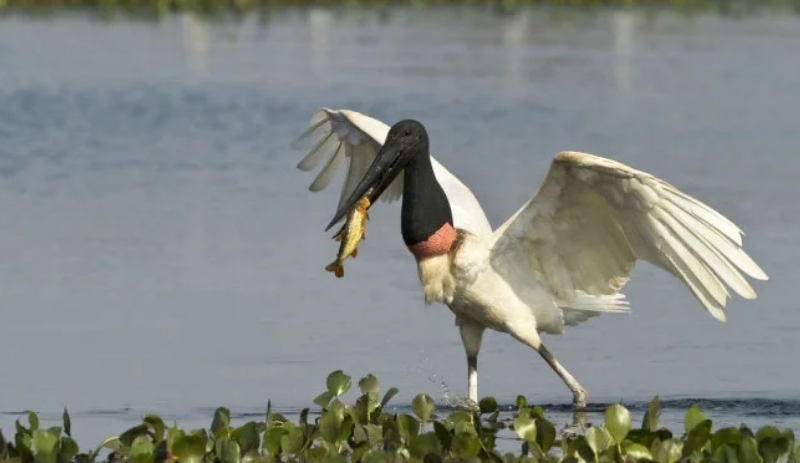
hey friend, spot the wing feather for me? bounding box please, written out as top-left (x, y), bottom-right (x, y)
top-left (293, 108), bottom-right (492, 237)
top-left (309, 141), bottom-right (345, 192)
top-left (490, 151), bottom-right (767, 322)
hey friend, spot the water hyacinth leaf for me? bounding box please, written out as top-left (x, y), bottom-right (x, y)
top-left (567, 435), bottom-right (595, 462)
top-left (516, 395), bottom-right (528, 410)
top-left (652, 438), bottom-right (684, 463)
top-left (26, 411), bottom-right (39, 433)
top-left (453, 420), bottom-right (476, 437)
top-left (642, 396), bottom-right (660, 432)
top-left (381, 387), bottom-right (400, 409)
top-left (166, 427), bottom-right (184, 452)
top-left (14, 431), bottom-right (34, 463)
top-left (326, 370), bottom-right (352, 397)
top-left (513, 410), bottom-right (536, 442)
top-left (231, 421), bottom-right (260, 455)
top-left (364, 424), bottom-right (383, 444)
top-left (398, 414), bottom-right (421, 441)
top-left (131, 435), bottom-right (155, 460)
top-left (714, 444), bottom-right (740, 463)
top-left (279, 426), bottom-right (304, 455)
top-left (62, 408), bottom-right (72, 438)
top-left (479, 397), bottom-right (498, 414)
top-left (119, 424), bottom-right (150, 447)
top-left (383, 425), bottom-right (403, 451)
top-left (262, 426), bottom-right (286, 455)
top-left (655, 428), bottom-right (674, 442)
top-left (409, 432), bottom-right (442, 458)
top-left (412, 394), bottom-right (435, 424)
top-left (445, 411), bottom-right (473, 430)
top-left (738, 437), bottom-right (763, 463)
top-left (759, 437), bottom-right (792, 463)
top-left (319, 404), bottom-right (345, 444)
top-left (338, 414), bottom-right (355, 442)
top-left (365, 392), bottom-right (380, 415)
top-left (15, 419), bottom-right (27, 437)
top-left (604, 403), bottom-right (632, 445)
top-left (362, 449), bottom-right (389, 463)
top-left (756, 426), bottom-right (782, 442)
top-left (358, 374), bottom-right (380, 394)
top-left (189, 428), bottom-right (209, 452)
top-left (351, 446), bottom-right (369, 463)
top-left (210, 407), bottom-right (231, 437)
top-left (587, 426), bottom-right (610, 454)
top-left (684, 404), bottom-right (706, 434)
top-left (314, 390), bottom-right (335, 409)
top-left (451, 432), bottom-right (481, 458)
top-left (352, 424), bottom-right (367, 444)
top-left (217, 438), bottom-right (241, 463)
top-left (143, 415), bottom-right (165, 443)
top-left (433, 421), bottom-right (452, 450)
top-left (171, 434), bottom-right (206, 463)
top-left (32, 429), bottom-right (58, 462)
top-left (712, 428), bottom-right (743, 452)
top-left (0, 431), bottom-right (8, 460)
top-left (60, 438), bottom-right (79, 463)
top-left (623, 441), bottom-right (653, 459)
top-left (535, 417), bottom-right (556, 452)
top-left (100, 436), bottom-right (122, 452)
top-left (683, 419), bottom-right (712, 456)
top-left (265, 400), bottom-right (273, 428)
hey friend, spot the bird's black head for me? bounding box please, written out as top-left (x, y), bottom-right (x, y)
top-left (325, 119), bottom-right (430, 231)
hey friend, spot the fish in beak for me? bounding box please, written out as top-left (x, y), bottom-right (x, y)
top-left (324, 196), bottom-right (371, 278)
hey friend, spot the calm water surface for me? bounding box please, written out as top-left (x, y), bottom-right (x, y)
top-left (1, 7), bottom-right (799, 449)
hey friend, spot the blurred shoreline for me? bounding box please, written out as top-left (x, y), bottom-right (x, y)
top-left (1, 0), bottom-right (798, 22)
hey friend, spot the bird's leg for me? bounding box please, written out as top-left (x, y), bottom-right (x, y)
top-left (536, 343), bottom-right (587, 410)
top-left (508, 326), bottom-right (588, 410)
top-left (457, 318), bottom-right (485, 407)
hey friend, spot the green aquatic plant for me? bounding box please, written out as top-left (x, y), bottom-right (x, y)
top-left (1, 370), bottom-right (799, 462)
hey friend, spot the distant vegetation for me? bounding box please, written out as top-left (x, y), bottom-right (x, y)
top-left (1, 370), bottom-right (799, 462)
top-left (0, 0), bottom-right (798, 18)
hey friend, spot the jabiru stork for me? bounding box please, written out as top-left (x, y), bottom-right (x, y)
top-left (292, 108), bottom-right (768, 409)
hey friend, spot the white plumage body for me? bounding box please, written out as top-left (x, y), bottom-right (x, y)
top-left (293, 108), bottom-right (768, 407)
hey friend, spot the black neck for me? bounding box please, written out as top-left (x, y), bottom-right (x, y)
top-left (400, 154), bottom-right (453, 246)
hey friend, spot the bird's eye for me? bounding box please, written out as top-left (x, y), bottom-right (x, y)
top-left (403, 130), bottom-right (411, 137)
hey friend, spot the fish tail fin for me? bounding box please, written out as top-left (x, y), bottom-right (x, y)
top-left (325, 261), bottom-right (344, 278)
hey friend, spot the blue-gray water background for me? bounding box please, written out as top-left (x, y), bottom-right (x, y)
top-left (1, 6), bottom-right (799, 449)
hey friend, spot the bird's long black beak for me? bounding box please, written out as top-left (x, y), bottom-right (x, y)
top-left (325, 141), bottom-right (406, 232)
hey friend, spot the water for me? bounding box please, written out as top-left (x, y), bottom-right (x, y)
top-left (1, 6), bottom-right (799, 452)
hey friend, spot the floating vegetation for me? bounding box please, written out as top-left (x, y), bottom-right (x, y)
top-left (1, 370), bottom-right (799, 462)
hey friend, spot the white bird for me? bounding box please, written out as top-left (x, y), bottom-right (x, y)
top-left (292, 108), bottom-right (768, 409)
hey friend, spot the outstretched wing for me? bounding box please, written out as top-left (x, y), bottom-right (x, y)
top-left (292, 108), bottom-right (404, 212)
top-left (489, 151), bottom-right (768, 322)
top-left (293, 108), bottom-right (493, 238)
